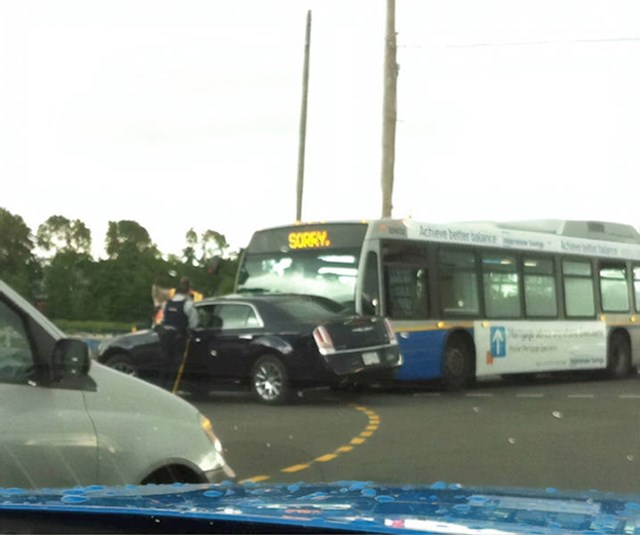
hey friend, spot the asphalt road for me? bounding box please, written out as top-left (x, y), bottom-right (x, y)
top-left (193, 374), bottom-right (640, 495)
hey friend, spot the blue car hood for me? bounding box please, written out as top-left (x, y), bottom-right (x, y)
top-left (1, 481), bottom-right (640, 534)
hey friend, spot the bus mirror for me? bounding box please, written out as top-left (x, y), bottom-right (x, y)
top-left (237, 269), bottom-right (248, 285)
top-left (362, 296), bottom-right (379, 316)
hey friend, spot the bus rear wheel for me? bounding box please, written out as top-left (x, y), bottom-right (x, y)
top-left (607, 332), bottom-right (631, 379)
top-left (442, 336), bottom-right (473, 391)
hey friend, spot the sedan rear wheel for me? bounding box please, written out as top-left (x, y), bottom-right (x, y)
top-left (252, 355), bottom-right (289, 404)
top-left (105, 354), bottom-right (138, 377)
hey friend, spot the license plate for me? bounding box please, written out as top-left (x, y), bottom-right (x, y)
top-left (362, 351), bottom-right (380, 365)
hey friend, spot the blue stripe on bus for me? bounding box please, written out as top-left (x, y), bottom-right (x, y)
top-left (392, 322), bottom-right (640, 382)
top-left (394, 328), bottom-right (450, 381)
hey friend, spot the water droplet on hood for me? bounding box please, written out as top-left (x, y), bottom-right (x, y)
top-left (61, 495), bottom-right (89, 504)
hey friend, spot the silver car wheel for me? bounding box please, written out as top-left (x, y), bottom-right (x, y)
top-left (254, 361), bottom-right (284, 401)
top-left (106, 355), bottom-right (138, 377)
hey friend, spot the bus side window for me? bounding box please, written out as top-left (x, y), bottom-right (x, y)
top-left (599, 263), bottom-right (630, 313)
top-left (384, 265), bottom-right (429, 320)
top-left (563, 260), bottom-right (595, 317)
top-left (362, 252), bottom-right (380, 315)
top-left (634, 266), bottom-right (640, 313)
top-left (381, 241), bottom-right (430, 320)
top-left (482, 254), bottom-right (521, 318)
top-left (523, 257), bottom-right (557, 317)
top-left (438, 250), bottom-right (479, 317)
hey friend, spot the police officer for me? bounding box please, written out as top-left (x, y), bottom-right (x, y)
top-left (159, 276), bottom-right (199, 391)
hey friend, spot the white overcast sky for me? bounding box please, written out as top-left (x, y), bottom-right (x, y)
top-left (1, 0), bottom-right (640, 259)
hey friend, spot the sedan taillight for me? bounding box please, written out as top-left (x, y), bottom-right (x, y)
top-left (383, 318), bottom-right (398, 345)
top-left (313, 325), bottom-right (335, 355)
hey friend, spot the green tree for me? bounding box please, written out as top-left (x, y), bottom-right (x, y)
top-left (0, 207), bottom-right (38, 298)
top-left (97, 220), bottom-right (163, 324)
top-left (182, 228), bottom-right (198, 266)
top-left (105, 220), bottom-right (158, 259)
top-left (181, 228), bottom-right (228, 266)
top-left (178, 229), bottom-right (233, 297)
top-left (42, 251), bottom-right (93, 320)
top-left (36, 215), bottom-right (91, 255)
top-left (207, 253), bottom-right (240, 296)
top-left (200, 230), bottom-right (229, 261)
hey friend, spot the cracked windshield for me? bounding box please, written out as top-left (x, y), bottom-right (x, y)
top-left (2, 0), bottom-right (640, 533)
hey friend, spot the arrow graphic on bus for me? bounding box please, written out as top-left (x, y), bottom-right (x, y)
top-left (490, 327), bottom-right (507, 358)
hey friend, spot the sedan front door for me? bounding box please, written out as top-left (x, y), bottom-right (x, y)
top-left (188, 303), bottom-right (263, 384)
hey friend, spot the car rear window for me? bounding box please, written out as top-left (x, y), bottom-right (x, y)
top-left (271, 298), bottom-right (344, 322)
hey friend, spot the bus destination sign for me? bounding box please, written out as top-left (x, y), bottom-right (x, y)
top-left (288, 230), bottom-right (332, 249)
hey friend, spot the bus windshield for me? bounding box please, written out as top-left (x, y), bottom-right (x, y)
top-left (237, 249), bottom-right (361, 309)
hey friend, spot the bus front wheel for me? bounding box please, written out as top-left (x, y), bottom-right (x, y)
top-left (442, 336), bottom-right (473, 391)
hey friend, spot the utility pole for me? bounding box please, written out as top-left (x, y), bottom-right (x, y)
top-left (381, 0), bottom-right (398, 219)
top-left (296, 10), bottom-right (312, 222)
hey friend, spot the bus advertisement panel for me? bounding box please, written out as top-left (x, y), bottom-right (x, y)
top-left (236, 219), bottom-right (640, 390)
top-left (474, 320), bottom-right (607, 376)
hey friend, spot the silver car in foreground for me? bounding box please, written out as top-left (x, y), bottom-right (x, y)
top-left (0, 280), bottom-right (234, 489)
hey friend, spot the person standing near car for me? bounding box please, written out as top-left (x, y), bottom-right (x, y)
top-left (159, 276), bottom-right (199, 391)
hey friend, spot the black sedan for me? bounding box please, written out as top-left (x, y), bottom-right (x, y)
top-left (97, 294), bottom-right (402, 403)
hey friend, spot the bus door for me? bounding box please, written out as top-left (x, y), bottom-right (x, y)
top-left (379, 240), bottom-right (438, 380)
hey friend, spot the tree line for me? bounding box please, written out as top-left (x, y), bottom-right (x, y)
top-left (0, 207), bottom-right (240, 325)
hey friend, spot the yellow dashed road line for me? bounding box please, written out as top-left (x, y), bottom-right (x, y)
top-left (243, 475), bottom-right (271, 483)
top-left (315, 454), bottom-right (338, 462)
top-left (280, 464), bottom-right (310, 473)
top-left (239, 404), bottom-right (381, 484)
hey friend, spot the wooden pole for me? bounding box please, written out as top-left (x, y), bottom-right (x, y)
top-left (296, 10), bottom-right (312, 222)
top-left (381, 0), bottom-right (397, 218)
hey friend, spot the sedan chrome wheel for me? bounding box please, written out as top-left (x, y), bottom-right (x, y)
top-left (252, 356), bottom-right (288, 404)
top-left (105, 355), bottom-right (138, 377)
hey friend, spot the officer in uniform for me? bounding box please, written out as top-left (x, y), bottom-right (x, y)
top-left (159, 276), bottom-right (199, 391)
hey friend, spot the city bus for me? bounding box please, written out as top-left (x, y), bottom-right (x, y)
top-left (234, 219), bottom-right (640, 389)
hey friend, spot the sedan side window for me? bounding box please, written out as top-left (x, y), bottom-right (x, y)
top-left (0, 300), bottom-right (35, 384)
top-left (197, 305), bottom-right (221, 328)
top-left (217, 304), bottom-right (260, 330)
